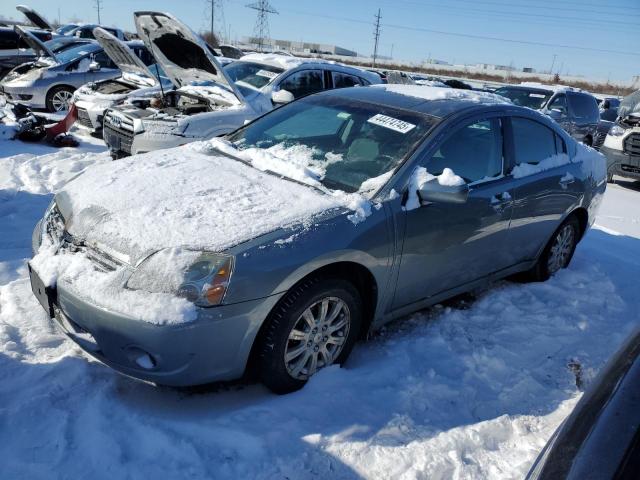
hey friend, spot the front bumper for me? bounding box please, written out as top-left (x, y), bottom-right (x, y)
top-left (601, 145), bottom-right (640, 180)
top-left (74, 98), bottom-right (110, 131)
top-left (1, 84), bottom-right (47, 109)
top-left (29, 263), bottom-right (283, 386)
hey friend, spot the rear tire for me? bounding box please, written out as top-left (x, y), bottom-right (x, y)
top-left (525, 216), bottom-right (580, 282)
top-left (256, 277), bottom-right (362, 394)
top-left (45, 86), bottom-right (75, 112)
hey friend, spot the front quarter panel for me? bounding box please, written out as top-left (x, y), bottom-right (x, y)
top-left (224, 203), bottom-right (394, 317)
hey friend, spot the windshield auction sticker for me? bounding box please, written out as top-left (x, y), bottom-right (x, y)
top-left (368, 114), bottom-right (416, 134)
top-left (256, 69), bottom-right (278, 79)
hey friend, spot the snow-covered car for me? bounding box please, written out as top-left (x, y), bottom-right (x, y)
top-left (600, 90), bottom-right (640, 182)
top-left (72, 28), bottom-right (173, 132)
top-left (102, 11), bottom-right (380, 158)
top-left (28, 85), bottom-right (606, 393)
top-left (0, 26), bottom-right (122, 112)
top-left (494, 84), bottom-right (600, 145)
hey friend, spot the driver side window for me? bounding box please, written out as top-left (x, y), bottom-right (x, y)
top-left (278, 70), bottom-right (324, 99)
top-left (92, 51), bottom-right (117, 69)
top-left (425, 118), bottom-right (504, 183)
top-left (548, 94), bottom-right (568, 114)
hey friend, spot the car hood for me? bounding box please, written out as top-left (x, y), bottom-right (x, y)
top-left (55, 144), bottom-right (342, 265)
top-left (133, 11), bottom-right (244, 104)
top-left (13, 25), bottom-right (57, 63)
top-left (16, 5), bottom-right (53, 31)
top-left (93, 27), bottom-right (159, 87)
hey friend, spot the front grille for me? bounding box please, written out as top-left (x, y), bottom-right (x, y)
top-left (621, 164), bottom-right (640, 175)
top-left (76, 107), bottom-right (94, 129)
top-left (103, 122), bottom-right (134, 155)
top-left (624, 133), bottom-right (640, 157)
top-left (43, 205), bottom-right (125, 272)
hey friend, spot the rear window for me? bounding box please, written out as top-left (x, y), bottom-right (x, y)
top-left (494, 87), bottom-right (552, 110)
top-left (511, 117), bottom-right (558, 166)
top-left (567, 93), bottom-right (599, 122)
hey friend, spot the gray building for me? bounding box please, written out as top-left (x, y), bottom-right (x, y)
top-left (242, 37), bottom-right (357, 57)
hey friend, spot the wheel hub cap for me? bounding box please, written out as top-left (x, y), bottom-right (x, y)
top-left (547, 224), bottom-right (574, 275)
top-left (284, 296), bottom-right (350, 380)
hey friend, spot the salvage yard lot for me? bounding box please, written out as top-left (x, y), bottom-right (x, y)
top-left (1, 136), bottom-right (639, 479)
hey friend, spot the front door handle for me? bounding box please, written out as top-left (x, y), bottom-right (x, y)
top-left (490, 192), bottom-right (512, 212)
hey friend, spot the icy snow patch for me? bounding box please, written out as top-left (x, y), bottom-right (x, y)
top-left (240, 53), bottom-right (335, 71)
top-left (511, 153), bottom-right (571, 179)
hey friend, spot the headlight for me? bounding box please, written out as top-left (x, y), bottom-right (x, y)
top-left (608, 125), bottom-right (625, 137)
top-left (126, 249), bottom-right (233, 307)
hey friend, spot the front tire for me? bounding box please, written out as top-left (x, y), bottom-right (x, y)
top-left (527, 216), bottom-right (580, 282)
top-left (256, 277), bottom-right (362, 394)
top-left (45, 86), bottom-right (75, 112)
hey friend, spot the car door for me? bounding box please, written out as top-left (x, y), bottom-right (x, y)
top-left (392, 115), bottom-right (516, 309)
top-left (87, 50), bottom-right (120, 82)
top-left (276, 69), bottom-right (325, 100)
top-left (504, 116), bottom-right (582, 264)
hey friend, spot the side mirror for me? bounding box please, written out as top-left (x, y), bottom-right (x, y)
top-left (418, 177), bottom-right (469, 204)
top-left (548, 108), bottom-right (564, 120)
top-left (88, 61), bottom-right (101, 72)
top-left (271, 89), bottom-right (294, 104)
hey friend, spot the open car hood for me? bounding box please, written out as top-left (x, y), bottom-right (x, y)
top-left (133, 11), bottom-right (244, 105)
top-left (14, 25), bottom-right (57, 62)
top-left (16, 5), bottom-right (53, 31)
top-left (619, 90), bottom-right (640, 118)
top-left (93, 27), bottom-right (159, 87)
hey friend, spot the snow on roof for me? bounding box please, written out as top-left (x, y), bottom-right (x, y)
top-left (372, 84), bottom-right (511, 105)
top-left (519, 82), bottom-right (583, 93)
top-left (239, 53), bottom-right (336, 70)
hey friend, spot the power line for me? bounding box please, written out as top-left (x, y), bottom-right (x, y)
top-left (372, 9), bottom-right (381, 67)
top-left (280, 9), bottom-right (640, 58)
top-left (246, 0), bottom-right (278, 52)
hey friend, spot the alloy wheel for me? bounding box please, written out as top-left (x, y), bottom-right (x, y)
top-left (284, 296), bottom-right (351, 380)
top-left (51, 90), bottom-right (73, 111)
top-left (547, 224), bottom-right (575, 275)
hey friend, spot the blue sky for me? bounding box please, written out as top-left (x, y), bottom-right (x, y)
top-left (2, 0), bottom-right (638, 83)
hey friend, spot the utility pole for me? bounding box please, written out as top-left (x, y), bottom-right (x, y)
top-left (390, 43), bottom-right (394, 59)
top-left (94, 0), bottom-right (102, 24)
top-left (372, 9), bottom-right (381, 67)
top-left (210, 0), bottom-right (215, 42)
top-left (549, 53), bottom-right (557, 74)
top-left (246, 0), bottom-right (278, 52)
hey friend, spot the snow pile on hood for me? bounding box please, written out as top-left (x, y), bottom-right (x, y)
top-left (56, 144), bottom-right (360, 265)
top-left (512, 153), bottom-right (571, 179)
top-left (240, 53), bottom-right (335, 70)
top-left (405, 166), bottom-right (465, 210)
top-left (373, 84), bottom-right (511, 105)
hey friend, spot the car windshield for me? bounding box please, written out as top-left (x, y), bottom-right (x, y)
top-left (619, 90), bottom-right (640, 117)
top-left (224, 61), bottom-right (284, 91)
top-left (51, 44), bottom-right (95, 64)
top-left (494, 87), bottom-right (552, 109)
top-left (56, 24), bottom-right (77, 35)
top-left (225, 95), bottom-right (435, 193)
top-left (44, 38), bottom-right (89, 53)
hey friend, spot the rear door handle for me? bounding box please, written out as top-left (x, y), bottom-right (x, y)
top-left (559, 173), bottom-right (575, 188)
top-left (490, 192), bottom-right (512, 212)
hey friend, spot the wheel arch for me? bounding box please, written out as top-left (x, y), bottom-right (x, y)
top-left (570, 206), bottom-right (589, 241)
top-left (244, 260), bottom-right (379, 377)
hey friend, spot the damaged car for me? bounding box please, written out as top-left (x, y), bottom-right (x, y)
top-left (102, 11), bottom-right (379, 159)
top-left (601, 90), bottom-right (640, 182)
top-left (72, 27), bottom-right (172, 132)
top-left (29, 85), bottom-right (605, 393)
top-left (0, 26), bottom-right (122, 112)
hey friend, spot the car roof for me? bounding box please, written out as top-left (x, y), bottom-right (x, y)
top-left (316, 84), bottom-right (512, 119)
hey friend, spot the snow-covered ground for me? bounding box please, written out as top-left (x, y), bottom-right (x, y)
top-left (1, 133), bottom-right (639, 479)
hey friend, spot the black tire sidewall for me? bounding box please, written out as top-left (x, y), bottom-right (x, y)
top-left (538, 216), bottom-right (580, 280)
top-left (257, 277), bottom-right (363, 394)
top-left (46, 86), bottom-right (74, 113)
